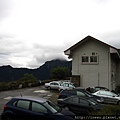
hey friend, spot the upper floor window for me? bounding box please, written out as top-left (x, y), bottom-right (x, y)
top-left (90, 56), bottom-right (97, 62)
top-left (82, 56), bottom-right (89, 63)
top-left (82, 55), bottom-right (98, 64)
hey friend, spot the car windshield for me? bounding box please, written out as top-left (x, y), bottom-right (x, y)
top-left (88, 98), bottom-right (98, 105)
top-left (44, 101), bottom-right (61, 113)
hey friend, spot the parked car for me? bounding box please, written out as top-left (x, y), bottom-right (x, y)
top-left (1, 96), bottom-right (75, 120)
top-left (86, 86), bottom-right (109, 93)
top-left (44, 81), bottom-right (75, 91)
top-left (44, 81), bottom-right (62, 90)
top-left (57, 96), bottom-right (105, 115)
top-left (58, 88), bottom-right (104, 103)
top-left (58, 82), bottom-right (75, 91)
top-left (93, 90), bottom-right (120, 105)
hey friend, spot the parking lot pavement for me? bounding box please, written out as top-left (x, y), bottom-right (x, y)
top-left (0, 86), bottom-right (58, 115)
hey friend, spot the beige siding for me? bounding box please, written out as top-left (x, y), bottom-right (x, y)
top-left (72, 40), bottom-right (112, 89)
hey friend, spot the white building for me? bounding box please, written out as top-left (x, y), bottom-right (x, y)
top-left (64, 36), bottom-right (120, 90)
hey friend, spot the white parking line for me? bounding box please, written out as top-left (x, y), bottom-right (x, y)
top-left (34, 90), bottom-right (49, 93)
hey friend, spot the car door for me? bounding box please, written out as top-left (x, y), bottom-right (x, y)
top-left (50, 82), bottom-right (59, 89)
top-left (50, 82), bottom-right (55, 89)
top-left (12, 100), bottom-right (32, 120)
top-left (54, 82), bottom-right (59, 89)
top-left (66, 97), bottom-right (80, 114)
top-left (63, 83), bottom-right (69, 90)
top-left (78, 98), bottom-right (93, 115)
top-left (31, 101), bottom-right (51, 120)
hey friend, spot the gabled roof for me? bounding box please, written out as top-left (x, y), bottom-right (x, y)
top-left (64, 35), bottom-right (120, 58)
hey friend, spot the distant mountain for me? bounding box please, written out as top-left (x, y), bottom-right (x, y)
top-left (0, 59), bottom-right (72, 82)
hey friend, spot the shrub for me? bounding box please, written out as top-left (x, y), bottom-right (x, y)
top-left (0, 82), bottom-right (9, 91)
top-left (92, 105), bottom-right (120, 115)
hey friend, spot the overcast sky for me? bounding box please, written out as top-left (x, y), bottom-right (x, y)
top-left (0, 0), bottom-right (120, 68)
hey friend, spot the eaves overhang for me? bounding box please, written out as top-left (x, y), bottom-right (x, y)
top-left (110, 47), bottom-right (120, 59)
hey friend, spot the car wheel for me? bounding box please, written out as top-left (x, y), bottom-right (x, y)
top-left (64, 106), bottom-right (70, 110)
top-left (48, 86), bottom-right (51, 89)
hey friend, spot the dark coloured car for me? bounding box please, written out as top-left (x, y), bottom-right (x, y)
top-left (57, 96), bottom-right (105, 115)
top-left (1, 96), bottom-right (75, 120)
top-left (58, 88), bottom-right (104, 103)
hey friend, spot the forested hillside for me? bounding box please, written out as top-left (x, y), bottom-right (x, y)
top-left (0, 59), bottom-right (72, 82)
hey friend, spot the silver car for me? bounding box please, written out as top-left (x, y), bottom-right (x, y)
top-left (93, 90), bottom-right (120, 105)
top-left (45, 81), bottom-right (62, 90)
top-left (58, 82), bottom-right (75, 91)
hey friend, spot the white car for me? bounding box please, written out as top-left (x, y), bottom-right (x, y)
top-left (44, 81), bottom-right (62, 90)
top-left (93, 90), bottom-right (120, 105)
top-left (58, 82), bottom-right (75, 91)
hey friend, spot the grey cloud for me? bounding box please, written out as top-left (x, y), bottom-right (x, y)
top-left (0, 34), bottom-right (35, 68)
top-left (24, 43), bottom-right (67, 68)
top-left (0, 35), bottom-right (32, 55)
top-left (27, 53), bottom-right (66, 69)
top-left (0, 33), bottom-right (69, 68)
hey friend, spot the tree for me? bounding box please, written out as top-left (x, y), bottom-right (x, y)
top-left (19, 73), bottom-right (37, 81)
top-left (19, 73), bottom-right (38, 87)
top-left (50, 66), bottom-right (70, 80)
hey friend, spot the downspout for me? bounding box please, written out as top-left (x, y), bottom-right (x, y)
top-left (78, 54), bottom-right (81, 86)
top-left (98, 72), bottom-right (100, 86)
top-left (108, 51), bottom-right (110, 89)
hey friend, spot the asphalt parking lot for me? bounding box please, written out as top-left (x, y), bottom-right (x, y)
top-left (0, 85), bottom-right (58, 115)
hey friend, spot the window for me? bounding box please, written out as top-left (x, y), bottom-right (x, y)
top-left (68, 97), bottom-right (79, 103)
top-left (50, 83), bottom-right (54, 85)
top-left (32, 102), bottom-right (47, 113)
top-left (92, 52), bottom-right (95, 55)
top-left (54, 83), bottom-right (59, 86)
top-left (99, 91), bottom-right (117, 97)
top-left (68, 90), bottom-right (76, 95)
top-left (63, 83), bottom-right (69, 87)
top-left (82, 55), bottom-right (98, 64)
top-left (44, 101), bottom-right (59, 113)
top-left (79, 99), bottom-right (89, 106)
top-left (69, 84), bottom-right (74, 88)
top-left (72, 97), bottom-right (79, 103)
top-left (17, 100), bottom-right (30, 110)
top-left (90, 56), bottom-right (97, 62)
top-left (77, 91), bottom-right (86, 97)
top-left (82, 56), bottom-right (89, 63)
top-left (51, 82), bottom-right (59, 86)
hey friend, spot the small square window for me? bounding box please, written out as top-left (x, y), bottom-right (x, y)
top-left (92, 52), bottom-right (95, 55)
